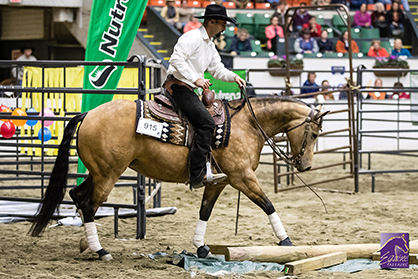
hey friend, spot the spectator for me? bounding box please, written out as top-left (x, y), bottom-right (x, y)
top-left (371, 3), bottom-right (389, 37)
top-left (369, 78), bottom-right (386, 99)
top-left (265, 16), bottom-right (284, 54)
top-left (338, 83), bottom-right (349, 100)
top-left (367, 40), bottom-right (389, 57)
top-left (336, 31), bottom-right (360, 53)
top-left (183, 14), bottom-right (202, 33)
top-left (160, 0), bottom-right (180, 28)
top-left (311, 0), bottom-right (331, 5)
top-left (392, 38), bottom-right (411, 58)
top-left (178, 0), bottom-right (194, 32)
top-left (293, 3), bottom-right (311, 32)
top-left (214, 32), bottom-right (227, 51)
top-left (302, 16), bottom-right (321, 37)
top-left (294, 28), bottom-right (319, 54)
top-left (386, 1), bottom-right (405, 37)
top-left (301, 72), bottom-right (320, 98)
top-left (317, 80), bottom-right (335, 101)
top-left (230, 28), bottom-right (252, 56)
top-left (272, 0), bottom-right (288, 27)
top-left (354, 3), bottom-right (372, 28)
top-left (391, 82), bottom-right (410, 99)
top-left (11, 46), bottom-right (37, 85)
top-left (230, 0), bottom-right (250, 9)
top-left (285, 16), bottom-right (299, 38)
top-left (350, 0), bottom-right (366, 11)
top-left (317, 30), bottom-right (334, 53)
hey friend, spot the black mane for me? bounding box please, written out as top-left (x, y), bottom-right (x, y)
top-left (227, 95), bottom-right (309, 116)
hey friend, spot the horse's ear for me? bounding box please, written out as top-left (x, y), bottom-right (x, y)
top-left (315, 110), bottom-right (330, 120)
top-left (315, 104), bottom-right (323, 112)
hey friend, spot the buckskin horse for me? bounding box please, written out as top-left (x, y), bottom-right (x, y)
top-left (30, 95), bottom-right (328, 261)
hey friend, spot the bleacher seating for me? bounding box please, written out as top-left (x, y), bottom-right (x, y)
top-left (255, 3), bottom-right (271, 9)
top-left (236, 13), bottom-right (255, 36)
top-left (361, 28), bottom-right (380, 39)
top-left (145, 1), bottom-right (409, 60)
top-left (254, 13), bottom-right (270, 41)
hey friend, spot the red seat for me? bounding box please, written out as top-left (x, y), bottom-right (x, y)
top-left (367, 4), bottom-right (375, 11)
top-left (149, 0), bottom-right (165, 6)
top-left (224, 2), bottom-right (236, 8)
top-left (255, 3), bottom-right (271, 9)
top-left (202, 1), bottom-right (214, 7)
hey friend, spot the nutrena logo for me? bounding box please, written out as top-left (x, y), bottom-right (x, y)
top-left (88, 60), bottom-right (117, 89)
top-left (99, 0), bottom-right (129, 58)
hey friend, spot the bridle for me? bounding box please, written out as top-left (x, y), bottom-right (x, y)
top-left (285, 106), bottom-right (323, 167)
top-left (242, 87), bottom-right (322, 168)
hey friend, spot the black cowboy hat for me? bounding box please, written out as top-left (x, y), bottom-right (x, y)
top-left (195, 4), bottom-right (238, 25)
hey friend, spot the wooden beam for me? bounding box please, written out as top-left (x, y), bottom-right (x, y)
top-left (372, 252), bottom-right (418, 265)
top-left (223, 242), bottom-right (418, 264)
top-left (284, 252), bottom-right (347, 275)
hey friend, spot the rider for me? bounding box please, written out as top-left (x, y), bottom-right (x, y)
top-left (165, 4), bottom-right (246, 189)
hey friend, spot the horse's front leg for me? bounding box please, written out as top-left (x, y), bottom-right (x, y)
top-left (193, 185), bottom-right (226, 258)
top-left (230, 170), bottom-right (293, 246)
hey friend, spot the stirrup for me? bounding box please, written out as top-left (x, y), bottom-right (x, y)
top-left (190, 173), bottom-right (227, 189)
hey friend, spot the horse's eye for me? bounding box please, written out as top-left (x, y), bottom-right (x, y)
top-left (312, 133), bottom-right (318, 139)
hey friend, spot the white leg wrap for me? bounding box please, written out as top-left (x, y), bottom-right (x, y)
top-left (84, 222), bottom-right (103, 252)
top-left (268, 212), bottom-right (288, 241)
top-left (193, 220), bottom-right (207, 248)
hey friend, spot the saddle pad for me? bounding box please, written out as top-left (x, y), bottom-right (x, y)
top-left (135, 99), bottom-right (231, 149)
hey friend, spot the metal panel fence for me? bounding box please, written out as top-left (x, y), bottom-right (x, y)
top-left (0, 55), bottom-right (165, 238)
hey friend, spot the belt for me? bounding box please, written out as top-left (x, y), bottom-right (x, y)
top-left (163, 75), bottom-right (194, 94)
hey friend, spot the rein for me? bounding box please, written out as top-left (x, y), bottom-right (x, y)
top-left (241, 88), bottom-right (328, 213)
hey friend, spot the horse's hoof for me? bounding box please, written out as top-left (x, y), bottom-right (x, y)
top-left (100, 254), bottom-right (113, 261)
top-left (278, 237), bottom-right (293, 246)
top-left (80, 238), bottom-right (88, 253)
top-left (197, 244), bottom-right (210, 258)
top-left (97, 248), bottom-right (113, 261)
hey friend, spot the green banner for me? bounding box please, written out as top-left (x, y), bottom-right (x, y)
top-left (82, 0), bottom-right (146, 111)
top-left (204, 70), bottom-right (246, 100)
top-left (78, 0), bottom-right (146, 182)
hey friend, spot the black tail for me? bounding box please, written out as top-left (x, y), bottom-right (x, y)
top-left (30, 112), bottom-right (88, 236)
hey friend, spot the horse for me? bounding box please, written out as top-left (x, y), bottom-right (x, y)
top-left (29, 95), bottom-right (329, 261)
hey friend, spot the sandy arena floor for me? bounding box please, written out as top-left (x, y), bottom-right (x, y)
top-left (0, 153), bottom-right (417, 278)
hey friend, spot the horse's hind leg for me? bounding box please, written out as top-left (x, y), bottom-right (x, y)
top-left (69, 175), bottom-right (113, 261)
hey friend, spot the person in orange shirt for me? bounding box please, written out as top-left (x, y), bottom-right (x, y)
top-left (369, 78), bottom-right (386, 99)
top-left (265, 16), bottom-right (284, 54)
top-left (183, 15), bottom-right (202, 33)
top-left (335, 31), bottom-right (359, 53)
top-left (367, 40), bottom-right (389, 57)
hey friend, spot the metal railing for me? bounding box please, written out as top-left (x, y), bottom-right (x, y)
top-left (0, 55), bottom-right (165, 238)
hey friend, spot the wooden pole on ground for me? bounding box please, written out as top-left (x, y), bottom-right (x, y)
top-left (216, 242), bottom-right (418, 264)
top-left (284, 252), bottom-right (347, 275)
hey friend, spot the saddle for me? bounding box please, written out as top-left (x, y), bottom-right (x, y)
top-left (148, 94), bottom-right (225, 125)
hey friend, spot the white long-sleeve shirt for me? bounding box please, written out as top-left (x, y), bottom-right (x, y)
top-left (167, 25), bottom-right (237, 89)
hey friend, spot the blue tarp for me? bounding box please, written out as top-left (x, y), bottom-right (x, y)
top-left (153, 251), bottom-right (418, 275)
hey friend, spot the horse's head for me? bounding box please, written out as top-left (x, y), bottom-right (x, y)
top-left (286, 104), bottom-right (329, 172)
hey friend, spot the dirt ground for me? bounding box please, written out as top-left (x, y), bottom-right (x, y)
top-left (0, 153), bottom-right (417, 278)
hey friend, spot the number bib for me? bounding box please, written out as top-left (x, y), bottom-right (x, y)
top-left (136, 118), bottom-right (163, 138)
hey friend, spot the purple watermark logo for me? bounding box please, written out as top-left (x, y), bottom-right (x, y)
top-left (380, 233), bottom-right (409, 269)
